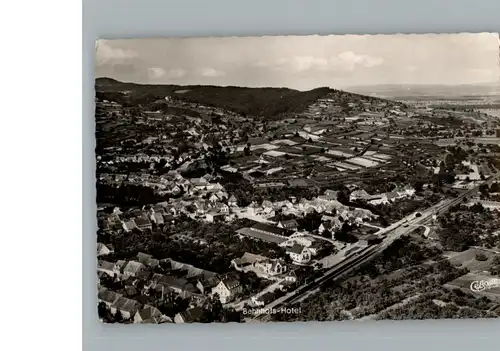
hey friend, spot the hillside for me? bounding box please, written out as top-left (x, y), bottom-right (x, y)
top-left (95, 78), bottom-right (390, 119)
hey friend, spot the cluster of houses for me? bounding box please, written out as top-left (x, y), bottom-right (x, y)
top-left (231, 252), bottom-right (289, 279)
top-left (97, 248), bottom-right (287, 323)
top-left (349, 186), bottom-right (416, 206)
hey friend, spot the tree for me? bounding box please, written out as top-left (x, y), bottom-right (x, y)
top-left (475, 253), bottom-right (488, 262)
top-left (114, 310), bottom-right (123, 323)
top-left (98, 302), bottom-right (108, 319)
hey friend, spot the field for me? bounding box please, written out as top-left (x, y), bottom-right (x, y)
top-left (445, 273), bottom-right (500, 300)
top-left (445, 249), bottom-right (497, 273)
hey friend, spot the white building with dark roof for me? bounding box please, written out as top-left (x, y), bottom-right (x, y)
top-left (211, 277), bottom-right (243, 303)
top-left (287, 244), bottom-right (312, 265)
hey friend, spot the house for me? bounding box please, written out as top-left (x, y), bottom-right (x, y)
top-left (194, 200), bottom-right (209, 214)
top-left (97, 243), bottom-right (113, 257)
top-left (231, 252), bottom-right (268, 271)
top-left (215, 190), bottom-right (228, 200)
top-left (277, 219), bottom-right (299, 231)
top-left (122, 220), bottom-right (137, 232)
top-left (252, 291), bottom-right (276, 307)
top-left (98, 287), bottom-right (122, 307)
top-left (251, 222), bottom-right (290, 238)
top-left (287, 244), bottom-right (312, 265)
top-left (367, 194), bottom-right (389, 206)
top-left (134, 305), bottom-right (171, 324)
top-left (150, 213), bottom-right (164, 225)
top-left (174, 307), bottom-right (205, 323)
top-left (196, 276), bottom-right (221, 294)
top-left (386, 191), bottom-right (400, 202)
top-left (349, 189), bottom-right (371, 202)
top-left (110, 297), bottom-right (142, 319)
top-left (247, 201), bottom-right (262, 216)
top-left (261, 200), bottom-right (274, 212)
top-left (123, 261), bottom-right (146, 278)
top-left (399, 186), bottom-right (416, 197)
top-left (324, 189), bottom-right (339, 199)
top-left (208, 193), bottom-right (219, 203)
top-left (150, 205), bottom-right (165, 215)
top-left (137, 252), bottom-right (159, 268)
top-left (228, 195), bottom-right (238, 207)
top-left (123, 285), bottom-right (139, 298)
top-left (254, 259), bottom-right (287, 276)
top-left (318, 217), bottom-right (342, 234)
top-left (153, 275), bottom-right (197, 295)
top-left (97, 260), bottom-right (115, 277)
top-left (284, 270), bottom-right (298, 283)
top-left (205, 211), bottom-right (226, 223)
top-left (286, 233), bottom-right (316, 248)
top-left (215, 203), bottom-right (230, 213)
top-left (206, 183), bottom-right (224, 192)
top-left (134, 216), bottom-right (153, 231)
top-left (307, 241), bottom-right (324, 256)
top-left (211, 277), bottom-right (243, 303)
top-left (113, 260), bottom-right (127, 276)
top-left (104, 214), bottom-right (122, 230)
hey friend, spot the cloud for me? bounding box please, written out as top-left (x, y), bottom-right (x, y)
top-left (148, 67), bottom-right (166, 79)
top-left (95, 40), bottom-right (137, 65)
top-left (257, 52), bottom-right (384, 74)
top-left (199, 68), bottom-right (226, 77)
top-left (336, 51), bottom-right (384, 70)
top-left (290, 56), bottom-right (329, 72)
top-left (148, 67), bottom-right (186, 80)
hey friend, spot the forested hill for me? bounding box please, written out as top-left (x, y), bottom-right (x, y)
top-left (95, 77), bottom-right (389, 119)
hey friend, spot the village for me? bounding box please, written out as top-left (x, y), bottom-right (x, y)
top-left (95, 78), bottom-right (500, 323)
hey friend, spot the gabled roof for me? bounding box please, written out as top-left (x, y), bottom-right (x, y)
top-left (251, 222), bottom-right (289, 237)
top-left (178, 307), bottom-right (204, 323)
top-left (134, 216), bottom-right (152, 227)
top-left (320, 221), bottom-right (332, 229)
top-left (386, 191), bottom-right (399, 199)
top-left (112, 297), bottom-right (141, 313)
top-left (137, 252), bottom-right (159, 267)
top-left (256, 291), bottom-right (276, 304)
top-left (123, 261), bottom-right (146, 275)
top-left (124, 285), bottom-right (138, 297)
top-left (279, 219), bottom-right (298, 229)
top-left (98, 287), bottom-right (122, 304)
top-left (197, 275), bottom-right (221, 289)
top-left (152, 213), bottom-right (164, 223)
top-left (221, 278), bottom-right (240, 291)
top-left (159, 275), bottom-right (188, 290)
top-left (97, 243), bottom-right (112, 255)
top-left (137, 305), bottom-right (162, 320)
top-left (233, 252), bottom-right (267, 266)
top-left (115, 260), bottom-right (127, 269)
top-left (98, 260), bottom-right (114, 271)
top-left (122, 221), bottom-right (136, 230)
top-left (288, 243), bottom-right (306, 255)
top-left (270, 259), bottom-right (285, 271)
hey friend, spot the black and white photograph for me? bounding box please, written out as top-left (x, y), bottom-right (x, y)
top-left (94, 33), bottom-right (500, 324)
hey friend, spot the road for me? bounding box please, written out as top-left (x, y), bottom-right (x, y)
top-left (251, 173), bottom-right (500, 320)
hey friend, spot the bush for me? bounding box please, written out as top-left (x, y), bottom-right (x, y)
top-left (475, 253), bottom-right (488, 262)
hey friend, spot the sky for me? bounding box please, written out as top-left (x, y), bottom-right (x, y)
top-left (95, 33), bottom-right (499, 91)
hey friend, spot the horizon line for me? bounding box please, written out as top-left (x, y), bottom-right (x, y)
top-left (95, 76), bottom-right (500, 91)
